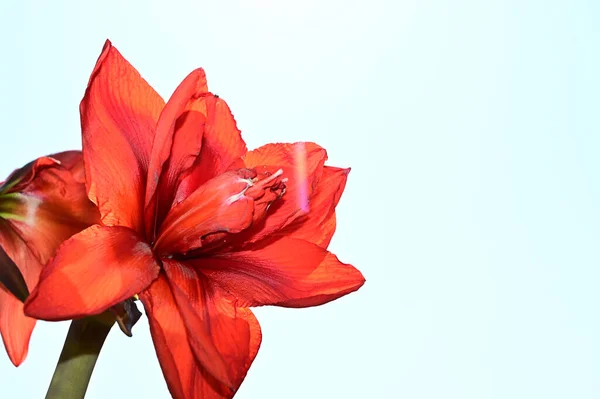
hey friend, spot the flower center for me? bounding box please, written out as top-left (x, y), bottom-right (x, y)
top-left (0, 192), bottom-right (29, 222)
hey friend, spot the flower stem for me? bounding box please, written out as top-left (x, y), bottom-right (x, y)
top-left (45, 314), bottom-right (115, 399)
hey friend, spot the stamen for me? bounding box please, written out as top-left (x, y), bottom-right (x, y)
top-left (255, 168), bottom-right (284, 189)
top-left (225, 191), bottom-right (247, 205)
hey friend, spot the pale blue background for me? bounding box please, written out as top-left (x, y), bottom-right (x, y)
top-left (1, 1), bottom-right (599, 398)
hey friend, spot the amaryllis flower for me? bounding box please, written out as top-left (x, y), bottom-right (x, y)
top-left (0, 151), bottom-right (99, 366)
top-left (24, 41), bottom-right (364, 399)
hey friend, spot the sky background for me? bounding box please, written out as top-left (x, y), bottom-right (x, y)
top-left (1, 1), bottom-right (600, 398)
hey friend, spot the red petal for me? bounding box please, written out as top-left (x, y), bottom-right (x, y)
top-left (164, 260), bottom-right (259, 389)
top-left (230, 142), bottom-right (328, 245)
top-left (0, 289), bottom-right (35, 367)
top-left (174, 97), bottom-right (247, 203)
top-left (196, 236), bottom-right (365, 307)
top-left (0, 157), bottom-right (99, 266)
top-left (0, 224), bottom-right (40, 366)
top-left (155, 171), bottom-right (258, 256)
top-left (48, 150), bottom-right (82, 170)
top-left (80, 40), bottom-right (164, 233)
top-left (0, 151), bottom-right (101, 364)
top-left (0, 153), bottom-right (98, 364)
top-left (1, 157), bottom-right (58, 193)
top-left (24, 225), bottom-right (160, 320)
top-left (144, 69), bottom-right (210, 240)
top-left (275, 166), bottom-right (350, 248)
top-left (49, 151), bottom-right (86, 184)
top-left (140, 271), bottom-right (261, 399)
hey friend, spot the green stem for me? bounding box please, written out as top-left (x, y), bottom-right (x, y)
top-left (45, 314), bottom-right (115, 399)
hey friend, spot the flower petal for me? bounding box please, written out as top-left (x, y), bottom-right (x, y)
top-left (196, 236), bottom-right (365, 308)
top-left (174, 97), bottom-right (247, 203)
top-left (0, 152), bottom-right (98, 365)
top-left (155, 171), bottom-right (257, 256)
top-left (49, 151), bottom-right (87, 184)
top-left (140, 271), bottom-right (261, 399)
top-left (275, 166), bottom-right (350, 248)
top-left (0, 157), bottom-right (100, 266)
top-left (24, 225), bottom-right (160, 321)
top-left (80, 40), bottom-right (164, 232)
top-left (164, 260), bottom-right (261, 389)
top-left (230, 142), bottom-right (328, 245)
top-left (0, 289), bottom-right (35, 367)
top-left (0, 157), bottom-right (58, 194)
top-left (144, 69), bottom-right (210, 240)
top-left (0, 224), bottom-right (40, 366)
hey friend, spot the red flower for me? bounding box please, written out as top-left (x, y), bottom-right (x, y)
top-left (0, 151), bottom-right (99, 366)
top-left (24, 41), bottom-right (364, 398)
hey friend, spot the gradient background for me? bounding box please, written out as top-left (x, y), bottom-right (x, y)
top-left (1, 1), bottom-right (599, 398)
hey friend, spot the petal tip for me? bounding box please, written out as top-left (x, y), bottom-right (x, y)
top-left (7, 348), bottom-right (27, 368)
top-left (85, 39), bottom-right (123, 90)
top-left (180, 68), bottom-right (209, 98)
top-left (355, 272), bottom-right (366, 289)
top-left (102, 38), bottom-right (112, 50)
top-left (347, 263), bottom-right (366, 290)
